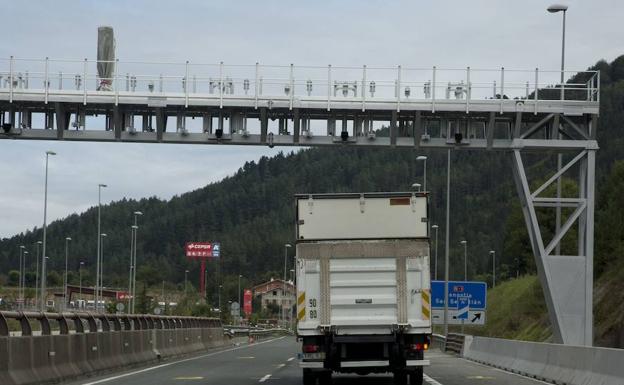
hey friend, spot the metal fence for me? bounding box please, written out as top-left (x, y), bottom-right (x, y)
top-left (0, 57), bottom-right (600, 110)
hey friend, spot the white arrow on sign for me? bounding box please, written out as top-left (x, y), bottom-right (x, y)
top-left (431, 309), bottom-right (486, 325)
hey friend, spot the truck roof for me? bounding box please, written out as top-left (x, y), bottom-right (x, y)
top-left (294, 191), bottom-right (428, 199)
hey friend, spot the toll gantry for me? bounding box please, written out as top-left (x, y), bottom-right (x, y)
top-left (0, 57), bottom-right (600, 346)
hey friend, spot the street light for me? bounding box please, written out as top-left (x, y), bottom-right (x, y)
top-left (547, 4), bottom-right (568, 90)
top-left (35, 241), bottom-right (42, 309)
top-left (41, 150), bottom-right (56, 311)
top-left (411, 183), bottom-right (421, 192)
top-left (547, 3), bottom-right (568, 255)
top-left (460, 239), bottom-right (468, 333)
top-left (416, 155), bottom-right (427, 191)
top-left (238, 274), bottom-right (243, 318)
top-left (443, 149), bottom-right (451, 338)
top-left (19, 245), bottom-right (25, 309)
top-left (431, 225), bottom-right (439, 280)
top-left (99, 233), bottom-right (107, 312)
top-left (23, 250), bottom-right (29, 309)
top-left (79, 261), bottom-right (85, 306)
top-left (64, 237), bottom-right (71, 311)
top-left (130, 211), bottom-right (143, 313)
top-left (95, 183), bottom-right (107, 311)
top-left (460, 240), bottom-right (468, 281)
top-left (283, 244), bottom-right (292, 325)
top-left (218, 284), bottom-right (223, 312)
top-left (489, 250), bottom-right (496, 288)
top-left (184, 270), bottom-right (189, 295)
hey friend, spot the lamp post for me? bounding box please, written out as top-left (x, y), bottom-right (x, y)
top-left (79, 261), bottom-right (84, 306)
top-left (547, 4), bottom-right (568, 99)
top-left (95, 183), bottom-right (107, 311)
top-left (99, 233), bottom-right (107, 312)
top-left (283, 244), bottom-right (292, 325)
top-left (416, 155), bottom-right (427, 191)
top-left (64, 237), bottom-right (71, 311)
top-left (131, 211), bottom-right (143, 313)
top-left (218, 284), bottom-right (222, 313)
top-left (443, 149), bottom-right (451, 338)
top-left (19, 245), bottom-right (25, 309)
top-left (489, 250), bottom-right (496, 288)
top-left (23, 250), bottom-right (29, 308)
top-left (35, 241), bottom-right (42, 309)
top-left (460, 240), bottom-right (468, 281)
top-left (431, 225), bottom-right (439, 280)
top-left (547, 3), bottom-right (568, 256)
top-left (460, 240), bottom-right (468, 333)
top-left (290, 268), bottom-right (295, 328)
top-left (184, 270), bottom-right (189, 296)
top-left (238, 274), bottom-right (243, 320)
top-left (41, 150), bottom-right (56, 311)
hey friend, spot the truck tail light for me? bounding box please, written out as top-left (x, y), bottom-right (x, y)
top-left (303, 344), bottom-right (320, 353)
top-left (409, 343), bottom-right (428, 351)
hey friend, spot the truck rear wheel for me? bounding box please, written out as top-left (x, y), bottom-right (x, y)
top-left (393, 370), bottom-right (407, 385)
top-left (409, 367), bottom-right (423, 385)
top-left (302, 369), bottom-right (316, 385)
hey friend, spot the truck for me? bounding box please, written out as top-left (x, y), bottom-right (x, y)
top-left (295, 192), bottom-right (432, 385)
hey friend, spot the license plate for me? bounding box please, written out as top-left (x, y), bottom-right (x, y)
top-left (303, 352), bottom-right (326, 360)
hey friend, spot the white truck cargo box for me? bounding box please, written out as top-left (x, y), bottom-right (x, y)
top-left (296, 193), bottom-right (428, 241)
top-left (296, 239), bottom-right (431, 335)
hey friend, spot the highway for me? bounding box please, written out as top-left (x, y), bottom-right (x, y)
top-left (67, 336), bottom-right (549, 385)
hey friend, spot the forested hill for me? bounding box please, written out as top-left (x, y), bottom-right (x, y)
top-left (1, 56), bottom-right (624, 312)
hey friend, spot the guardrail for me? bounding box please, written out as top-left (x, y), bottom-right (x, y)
top-left (0, 311), bottom-right (225, 385)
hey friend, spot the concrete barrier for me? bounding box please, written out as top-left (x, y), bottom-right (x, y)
top-left (7, 337), bottom-right (37, 385)
top-left (0, 337), bottom-right (16, 385)
top-left (464, 336), bottom-right (624, 385)
top-left (0, 311), bottom-right (225, 385)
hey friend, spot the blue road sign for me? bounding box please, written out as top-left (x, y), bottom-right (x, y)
top-left (213, 243), bottom-right (221, 257)
top-left (431, 281), bottom-right (487, 310)
top-left (457, 297), bottom-right (469, 320)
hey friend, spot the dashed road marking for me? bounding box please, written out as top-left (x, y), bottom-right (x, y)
top-left (238, 356), bottom-right (255, 359)
top-left (259, 374), bottom-right (272, 382)
top-left (276, 364), bottom-right (285, 368)
top-left (287, 357), bottom-right (295, 362)
top-left (424, 374), bottom-right (444, 385)
top-left (80, 336), bottom-right (286, 385)
top-left (173, 377), bottom-right (204, 380)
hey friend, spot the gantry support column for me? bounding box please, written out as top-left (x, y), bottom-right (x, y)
top-left (512, 148), bottom-right (595, 346)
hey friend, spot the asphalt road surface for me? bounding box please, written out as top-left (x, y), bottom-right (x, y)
top-left (67, 336), bottom-right (550, 385)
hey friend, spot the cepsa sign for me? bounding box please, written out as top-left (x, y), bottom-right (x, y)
top-left (185, 242), bottom-right (221, 258)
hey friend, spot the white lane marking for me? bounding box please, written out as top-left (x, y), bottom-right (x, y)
top-left (259, 374), bottom-right (272, 382)
top-left (462, 358), bottom-right (554, 385)
top-left (287, 357), bottom-right (295, 362)
top-left (276, 364), bottom-right (285, 368)
top-left (81, 336), bottom-right (286, 385)
top-left (424, 374), bottom-right (444, 385)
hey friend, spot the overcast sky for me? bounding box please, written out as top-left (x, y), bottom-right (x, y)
top-left (1, 0), bottom-right (622, 238)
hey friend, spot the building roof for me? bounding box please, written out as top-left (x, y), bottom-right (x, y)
top-left (252, 279), bottom-right (295, 296)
